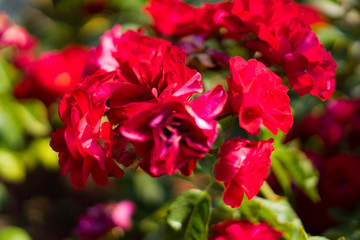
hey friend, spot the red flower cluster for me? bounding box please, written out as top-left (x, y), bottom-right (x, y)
top-left (209, 220), bottom-right (282, 240)
top-left (50, 27), bottom-right (229, 188)
top-left (215, 137), bottom-right (274, 208)
top-left (146, 0), bottom-right (336, 101)
top-left (45, 0), bottom-right (333, 212)
top-left (233, 0), bottom-right (336, 100)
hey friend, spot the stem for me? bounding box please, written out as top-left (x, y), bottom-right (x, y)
top-left (260, 181), bottom-right (280, 201)
top-left (208, 148), bottom-right (220, 157)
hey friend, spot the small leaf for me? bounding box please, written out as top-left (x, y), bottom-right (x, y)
top-left (164, 189), bottom-right (211, 240)
top-left (258, 126), bottom-right (285, 148)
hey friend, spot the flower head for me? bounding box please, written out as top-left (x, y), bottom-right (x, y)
top-left (215, 137), bottom-right (274, 208)
top-left (227, 56), bottom-right (293, 136)
top-left (120, 85), bottom-right (227, 177)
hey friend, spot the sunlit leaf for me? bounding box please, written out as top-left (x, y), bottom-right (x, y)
top-left (240, 196), bottom-right (308, 240)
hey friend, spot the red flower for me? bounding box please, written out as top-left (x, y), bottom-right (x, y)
top-left (280, 21), bottom-right (336, 100)
top-left (145, 0), bottom-right (202, 37)
top-left (232, 0), bottom-right (336, 100)
top-left (227, 57), bottom-right (293, 136)
top-left (209, 220), bottom-right (282, 240)
top-left (295, 4), bottom-right (327, 26)
top-left (50, 27), bottom-right (204, 188)
top-left (232, 0), bottom-right (295, 50)
top-left (50, 86), bottom-right (135, 189)
top-left (14, 45), bottom-right (90, 106)
top-left (120, 85), bottom-right (227, 177)
top-left (215, 138), bottom-right (274, 208)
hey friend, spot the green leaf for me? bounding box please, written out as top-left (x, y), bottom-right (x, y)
top-left (271, 142), bottom-right (320, 202)
top-left (0, 226), bottom-right (32, 240)
top-left (164, 189), bottom-right (211, 240)
top-left (240, 196), bottom-right (308, 240)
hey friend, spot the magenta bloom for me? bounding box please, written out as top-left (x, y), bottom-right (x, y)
top-left (227, 56), bottom-right (293, 136)
top-left (74, 200), bottom-right (135, 240)
top-left (209, 220), bottom-right (282, 240)
top-left (215, 138), bottom-right (274, 208)
top-left (120, 85), bottom-right (227, 177)
top-left (0, 12), bottom-right (36, 50)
